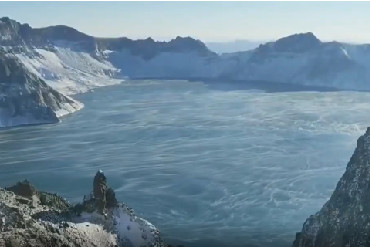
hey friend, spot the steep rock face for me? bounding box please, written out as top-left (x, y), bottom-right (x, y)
top-left (0, 17), bottom-right (32, 46)
top-left (293, 127), bottom-right (370, 247)
top-left (0, 171), bottom-right (166, 247)
top-left (0, 49), bottom-right (82, 127)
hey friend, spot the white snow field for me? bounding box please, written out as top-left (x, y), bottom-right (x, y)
top-left (14, 47), bottom-right (122, 95)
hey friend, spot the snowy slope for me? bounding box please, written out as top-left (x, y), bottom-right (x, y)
top-left (0, 17), bottom-right (122, 95)
top-left (12, 46), bottom-right (121, 95)
top-left (74, 207), bottom-right (161, 247)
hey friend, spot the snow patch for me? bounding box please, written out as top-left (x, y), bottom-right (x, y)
top-left (55, 97), bottom-right (84, 118)
top-left (74, 205), bottom-right (161, 247)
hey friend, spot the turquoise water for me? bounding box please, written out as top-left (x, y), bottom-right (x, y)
top-left (1, 80), bottom-right (370, 247)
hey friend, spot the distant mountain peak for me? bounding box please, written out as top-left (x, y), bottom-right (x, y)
top-left (0, 17), bottom-right (32, 45)
top-left (0, 16), bottom-right (17, 25)
top-left (0, 17), bottom-right (30, 29)
top-left (275, 32), bottom-right (320, 45)
top-left (0, 17), bottom-right (91, 45)
top-left (144, 37), bottom-right (155, 42)
top-left (280, 32), bottom-right (318, 40)
top-left (167, 36), bottom-right (211, 54)
top-left (257, 32), bottom-right (321, 53)
top-left (33, 24), bottom-right (92, 42)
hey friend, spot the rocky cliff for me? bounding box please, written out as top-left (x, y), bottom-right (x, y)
top-left (0, 170), bottom-right (166, 247)
top-left (293, 127), bottom-right (370, 247)
top-left (0, 49), bottom-right (82, 127)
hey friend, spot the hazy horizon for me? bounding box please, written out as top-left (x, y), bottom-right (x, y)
top-left (1, 2), bottom-right (370, 44)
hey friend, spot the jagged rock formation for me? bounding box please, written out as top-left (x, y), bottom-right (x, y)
top-left (0, 171), bottom-right (166, 247)
top-left (293, 127), bottom-right (370, 247)
top-left (0, 49), bottom-right (82, 127)
top-left (92, 170), bottom-right (108, 214)
top-left (91, 170), bottom-right (117, 214)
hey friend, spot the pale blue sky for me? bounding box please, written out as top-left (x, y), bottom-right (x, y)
top-left (1, 2), bottom-right (370, 43)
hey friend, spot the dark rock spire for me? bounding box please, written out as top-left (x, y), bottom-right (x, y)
top-left (93, 170), bottom-right (107, 213)
top-left (92, 170), bottom-right (117, 214)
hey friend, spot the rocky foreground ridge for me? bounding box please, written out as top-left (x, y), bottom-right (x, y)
top-left (293, 127), bottom-right (370, 247)
top-left (0, 171), bottom-right (167, 247)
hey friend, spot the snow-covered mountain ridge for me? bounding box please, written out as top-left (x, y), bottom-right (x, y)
top-left (0, 17), bottom-right (222, 127)
top-left (221, 32), bottom-right (370, 90)
top-left (0, 17), bottom-right (220, 95)
top-left (3, 17), bottom-right (370, 93)
top-left (2, 17), bottom-right (370, 127)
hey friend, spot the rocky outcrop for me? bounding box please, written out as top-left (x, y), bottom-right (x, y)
top-left (0, 171), bottom-right (166, 247)
top-left (293, 127), bottom-right (370, 247)
top-left (91, 170), bottom-right (117, 214)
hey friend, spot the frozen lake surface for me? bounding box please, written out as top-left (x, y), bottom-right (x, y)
top-left (1, 80), bottom-right (370, 247)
